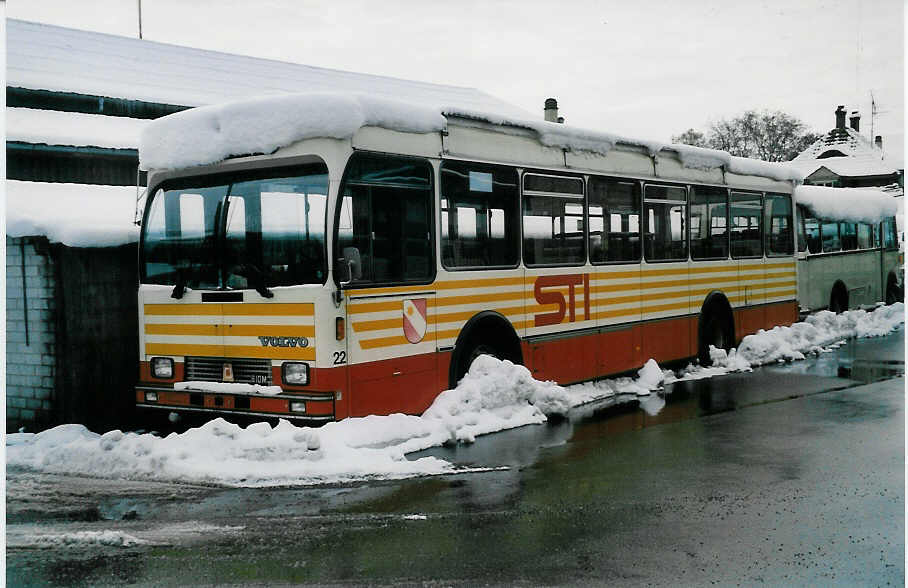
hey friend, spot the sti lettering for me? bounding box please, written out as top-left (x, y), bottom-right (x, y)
top-left (533, 274), bottom-right (591, 327)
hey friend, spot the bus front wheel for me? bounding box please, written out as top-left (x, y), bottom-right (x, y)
top-left (449, 315), bottom-right (522, 389)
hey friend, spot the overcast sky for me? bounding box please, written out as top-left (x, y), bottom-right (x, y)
top-left (8, 0), bottom-right (905, 163)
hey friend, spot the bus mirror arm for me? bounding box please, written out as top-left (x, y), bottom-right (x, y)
top-left (333, 247), bottom-right (362, 306)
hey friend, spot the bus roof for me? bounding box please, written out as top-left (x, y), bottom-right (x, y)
top-left (139, 91), bottom-right (803, 184)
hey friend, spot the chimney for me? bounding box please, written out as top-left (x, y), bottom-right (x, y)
top-left (835, 105), bottom-right (846, 129)
top-left (875, 135), bottom-right (883, 150)
top-left (849, 111), bottom-right (860, 132)
top-left (544, 98), bottom-right (559, 123)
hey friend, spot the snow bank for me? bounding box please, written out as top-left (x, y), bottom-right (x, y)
top-left (675, 303), bottom-right (904, 380)
top-left (29, 531), bottom-right (147, 548)
top-left (6, 357), bottom-right (571, 486)
top-left (6, 180), bottom-right (139, 247)
top-left (795, 185), bottom-right (899, 223)
top-left (422, 355), bottom-right (570, 443)
top-left (140, 91), bottom-right (801, 183)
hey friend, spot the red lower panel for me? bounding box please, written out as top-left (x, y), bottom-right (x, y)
top-left (347, 354), bottom-right (440, 418)
top-left (138, 300), bottom-right (799, 419)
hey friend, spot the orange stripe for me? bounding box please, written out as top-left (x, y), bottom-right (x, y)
top-left (144, 323), bottom-right (316, 337)
top-left (144, 303), bottom-right (314, 316)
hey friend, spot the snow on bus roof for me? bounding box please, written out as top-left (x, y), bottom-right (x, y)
top-left (139, 92), bottom-right (803, 183)
top-left (794, 184), bottom-right (899, 223)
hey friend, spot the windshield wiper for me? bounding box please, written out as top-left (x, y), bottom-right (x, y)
top-left (243, 262), bottom-right (274, 299)
top-left (171, 266), bottom-right (187, 299)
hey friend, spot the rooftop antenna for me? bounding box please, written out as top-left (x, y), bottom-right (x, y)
top-left (869, 91), bottom-right (890, 143)
top-left (138, 0), bottom-right (143, 39)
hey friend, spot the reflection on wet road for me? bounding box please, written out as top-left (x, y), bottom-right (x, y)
top-left (7, 329), bottom-right (904, 586)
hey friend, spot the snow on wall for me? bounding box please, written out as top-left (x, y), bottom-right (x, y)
top-left (794, 185), bottom-right (899, 223)
top-left (139, 91), bottom-right (803, 183)
top-left (6, 181), bottom-right (139, 247)
top-left (7, 107), bottom-right (148, 149)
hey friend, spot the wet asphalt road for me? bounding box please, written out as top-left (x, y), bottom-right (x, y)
top-left (6, 329), bottom-right (905, 587)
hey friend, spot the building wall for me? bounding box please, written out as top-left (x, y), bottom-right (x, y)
top-left (6, 236), bottom-right (59, 431)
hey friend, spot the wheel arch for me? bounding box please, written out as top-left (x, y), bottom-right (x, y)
top-left (449, 311), bottom-right (523, 389)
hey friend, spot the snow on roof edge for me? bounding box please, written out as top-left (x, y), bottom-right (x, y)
top-left (139, 92), bottom-right (804, 183)
top-left (794, 185), bottom-right (899, 223)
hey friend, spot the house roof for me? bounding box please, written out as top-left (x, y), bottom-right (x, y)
top-left (7, 18), bottom-right (529, 119)
top-left (790, 125), bottom-right (901, 179)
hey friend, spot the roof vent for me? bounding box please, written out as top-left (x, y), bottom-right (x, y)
top-left (849, 111), bottom-right (860, 132)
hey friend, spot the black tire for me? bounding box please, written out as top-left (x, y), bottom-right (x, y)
top-left (698, 307), bottom-right (733, 366)
top-left (450, 321), bottom-right (522, 388)
top-left (829, 283), bottom-right (849, 314)
top-left (885, 275), bottom-right (902, 305)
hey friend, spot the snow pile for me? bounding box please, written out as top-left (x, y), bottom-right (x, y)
top-left (6, 180), bottom-right (139, 247)
top-left (174, 381), bottom-right (283, 396)
top-left (675, 303), bottom-right (904, 381)
top-left (422, 355), bottom-right (571, 443)
top-left (566, 359), bottom-right (674, 405)
top-left (139, 92), bottom-right (446, 170)
top-left (795, 185), bottom-right (898, 223)
top-left (6, 357), bottom-right (581, 487)
top-left (29, 531), bottom-right (146, 548)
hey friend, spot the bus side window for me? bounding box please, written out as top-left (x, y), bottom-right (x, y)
top-left (440, 161), bottom-right (518, 269)
top-left (730, 191), bottom-right (762, 258)
top-left (857, 223), bottom-right (872, 249)
top-left (337, 153), bottom-right (434, 284)
top-left (522, 173), bottom-right (585, 266)
top-left (821, 220), bottom-right (840, 252)
top-left (840, 222), bottom-right (857, 251)
top-left (884, 218), bottom-right (898, 250)
top-left (643, 184), bottom-right (687, 262)
top-left (764, 194), bottom-right (793, 256)
top-left (804, 217), bottom-right (820, 253)
top-left (796, 205), bottom-right (808, 253)
top-left (588, 176), bottom-right (641, 263)
top-left (689, 185), bottom-right (728, 260)
top-left (872, 223), bottom-right (881, 248)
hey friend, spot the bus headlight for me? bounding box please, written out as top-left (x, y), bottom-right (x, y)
top-left (151, 357), bottom-right (174, 379)
top-left (282, 362), bottom-right (309, 386)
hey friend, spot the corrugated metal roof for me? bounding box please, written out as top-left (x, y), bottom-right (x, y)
top-left (7, 18), bottom-right (529, 117)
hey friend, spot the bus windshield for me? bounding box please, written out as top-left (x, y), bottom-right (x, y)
top-left (141, 164), bottom-right (329, 290)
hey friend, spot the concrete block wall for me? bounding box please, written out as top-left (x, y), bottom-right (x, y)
top-left (6, 236), bottom-right (58, 430)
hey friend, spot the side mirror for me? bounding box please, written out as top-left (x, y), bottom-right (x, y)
top-left (342, 247), bottom-right (362, 282)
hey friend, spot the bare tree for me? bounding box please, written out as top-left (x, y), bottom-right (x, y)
top-left (672, 110), bottom-right (820, 162)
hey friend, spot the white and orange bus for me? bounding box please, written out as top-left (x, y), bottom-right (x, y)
top-left (135, 96), bottom-right (888, 424)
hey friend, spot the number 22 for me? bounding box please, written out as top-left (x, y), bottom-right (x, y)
top-left (333, 351), bottom-right (346, 365)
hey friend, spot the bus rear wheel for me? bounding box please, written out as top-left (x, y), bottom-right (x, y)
top-left (829, 282), bottom-right (849, 314)
top-left (698, 306), bottom-right (733, 366)
top-left (885, 274), bottom-right (902, 305)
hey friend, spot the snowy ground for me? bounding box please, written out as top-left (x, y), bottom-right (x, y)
top-left (7, 303), bottom-right (903, 488)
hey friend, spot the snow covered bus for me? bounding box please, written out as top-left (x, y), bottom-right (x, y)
top-left (793, 185), bottom-right (902, 313)
top-left (133, 92), bottom-right (874, 423)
